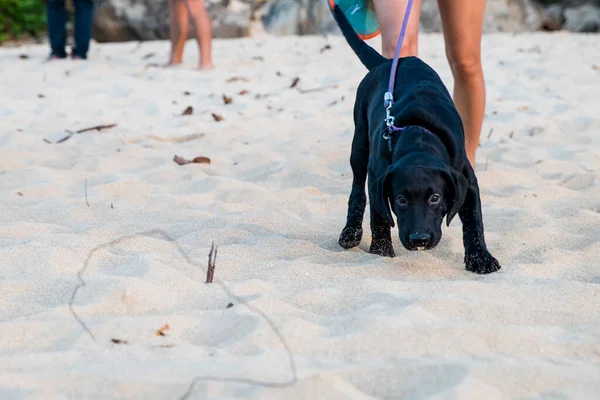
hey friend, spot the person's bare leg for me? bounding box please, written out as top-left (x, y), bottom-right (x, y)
top-left (169, 0), bottom-right (189, 65)
top-left (184, 0), bottom-right (214, 69)
top-left (372, 0), bottom-right (422, 58)
top-left (437, 0), bottom-right (486, 169)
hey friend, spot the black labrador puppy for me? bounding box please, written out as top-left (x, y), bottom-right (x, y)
top-left (331, 5), bottom-right (500, 274)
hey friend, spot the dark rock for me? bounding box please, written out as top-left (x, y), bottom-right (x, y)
top-left (564, 3), bottom-right (600, 32)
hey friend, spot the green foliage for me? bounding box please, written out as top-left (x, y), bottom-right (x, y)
top-left (0, 0), bottom-right (46, 43)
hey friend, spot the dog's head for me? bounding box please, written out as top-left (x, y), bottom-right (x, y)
top-left (371, 155), bottom-right (468, 250)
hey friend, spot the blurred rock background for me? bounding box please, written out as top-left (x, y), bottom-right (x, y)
top-left (1, 0), bottom-right (599, 45)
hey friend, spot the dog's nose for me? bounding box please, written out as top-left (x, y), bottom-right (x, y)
top-left (408, 232), bottom-right (431, 249)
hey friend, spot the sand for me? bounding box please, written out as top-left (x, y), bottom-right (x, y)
top-left (1, 32), bottom-right (599, 399)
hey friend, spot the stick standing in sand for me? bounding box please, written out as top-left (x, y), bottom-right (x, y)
top-left (372, 0), bottom-right (486, 168)
top-left (168, 0), bottom-right (214, 70)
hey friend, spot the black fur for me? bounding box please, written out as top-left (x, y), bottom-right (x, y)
top-left (331, 5), bottom-right (500, 274)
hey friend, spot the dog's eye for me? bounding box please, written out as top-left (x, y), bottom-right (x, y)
top-left (396, 196), bottom-right (409, 207)
top-left (429, 193), bottom-right (441, 205)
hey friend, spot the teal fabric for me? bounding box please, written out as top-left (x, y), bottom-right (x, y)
top-left (331, 0), bottom-right (379, 37)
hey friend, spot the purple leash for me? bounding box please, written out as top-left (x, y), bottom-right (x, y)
top-left (383, 0), bottom-right (414, 151)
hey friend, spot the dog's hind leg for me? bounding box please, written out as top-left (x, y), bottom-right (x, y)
top-left (459, 165), bottom-right (501, 274)
top-left (339, 118), bottom-right (369, 249)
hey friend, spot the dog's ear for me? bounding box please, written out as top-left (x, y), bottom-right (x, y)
top-left (445, 168), bottom-right (469, 226)
top-left (371, 167), bottom-right (395, 227)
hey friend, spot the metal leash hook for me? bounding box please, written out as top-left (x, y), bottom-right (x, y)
top-left (383, 91), bottom-right (394, 151)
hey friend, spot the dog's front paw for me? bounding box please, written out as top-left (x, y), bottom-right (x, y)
top-left (339, 226), bottom-right (363, 249)
top-left (465, 251), bottom-right (501, 274)
top-left (369, 240), bottom-right (395, 258)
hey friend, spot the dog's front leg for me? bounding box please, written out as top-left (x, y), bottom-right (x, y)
top-left (459, 166), bottom-right (501, 274)
top-left (367, 176), bottom-right (395, 257)
top-left (339, 117), bottom-right (369, 249)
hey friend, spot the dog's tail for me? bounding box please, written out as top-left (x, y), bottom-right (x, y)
top-left (329, 4), bottom-right (387, 71)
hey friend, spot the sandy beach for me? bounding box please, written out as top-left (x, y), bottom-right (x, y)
top-left (1, 32), bottom-right (600, 399)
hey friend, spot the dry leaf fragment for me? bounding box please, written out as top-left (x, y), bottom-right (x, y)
top-left (111, 338), bottom-right (129, 344)
top-left (156, 324), bottom-right (170, 336)
top-left (173, 155), bottom-right (190, 165)
top-left (182, 106), bottom-right (193, 116)
top-left (533, 193), bottom-right (538, 198)
top-left (211, 113), bottom-right (224, 122)
top-left (238, 90), bottom-right (249, 95)
top-left (17, 192), bottom-right (23, 196)
top-left (173, 155), bottom-right (211, 165)
top-left (276, 71), bottom-right (283, 77)
top-left (19, 54), bottom-right (29, 59)
top-left (226, 303), bottom-right (234, 308)
top-left (184, 91), bottom-right (191, 95)
top-left (142, 52), bottom-right (155, 60)
top-left (192, 156), bottom-right (211, 164)
top-left (320, 44), bottom-right (332, 53)
top-left (222, 94), bottom-right (233, 105)
top-left (226, 76), bottom-right (248, 83)
top-left (290, 77), bottom-right (300, 88)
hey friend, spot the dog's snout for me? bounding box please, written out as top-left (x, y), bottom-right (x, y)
top-left (408, 232), bottom-right (432, 249)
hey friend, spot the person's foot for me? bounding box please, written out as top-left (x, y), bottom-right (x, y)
top-left (47, 53), bottom-right (66, 61)
top-left (197, 62), bottom-right (214, 70)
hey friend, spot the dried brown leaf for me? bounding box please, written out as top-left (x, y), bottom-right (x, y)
top-left (238, 90), bottom-right (249, 95)
top-left (226, 76), bottom-right (248, 83)
top-left (111, 338), bottom-right (129, 344)
top-left (192, 156), bottom-right (211, 164)
top-left (156, 324), bottom-right (170, 336)
top-left (290, 77), bottom-right (300, 89)
top-left (222, 94), bottom-right (233, 105)
top-left (212, 113), bottom-right (224, 122)
top-left (226, 303), bottom-right (234, 308)
top-left (182, 106), bottom-right (193, 116)
top-left (19, 54), bottom-right (29, 59)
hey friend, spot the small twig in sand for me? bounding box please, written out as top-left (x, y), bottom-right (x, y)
top-left (296, 84), bottom-right (338, 94)
top-left (289, 77), bottom-right (300, 89)
top-left (56, 130), bottom-right (75, 144)
top-left (130, 41), bottom-right (143, 53)
top-left (76, 124), bottom-right (117, 134)
top-left (85, 179), bottom-right (90, 207)
top-left (320, 44), bottom-right (332, 53)
top-left (487, 128), bottom-right (494, 138)
top-left (206, 241), bottom-right (218, 284)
